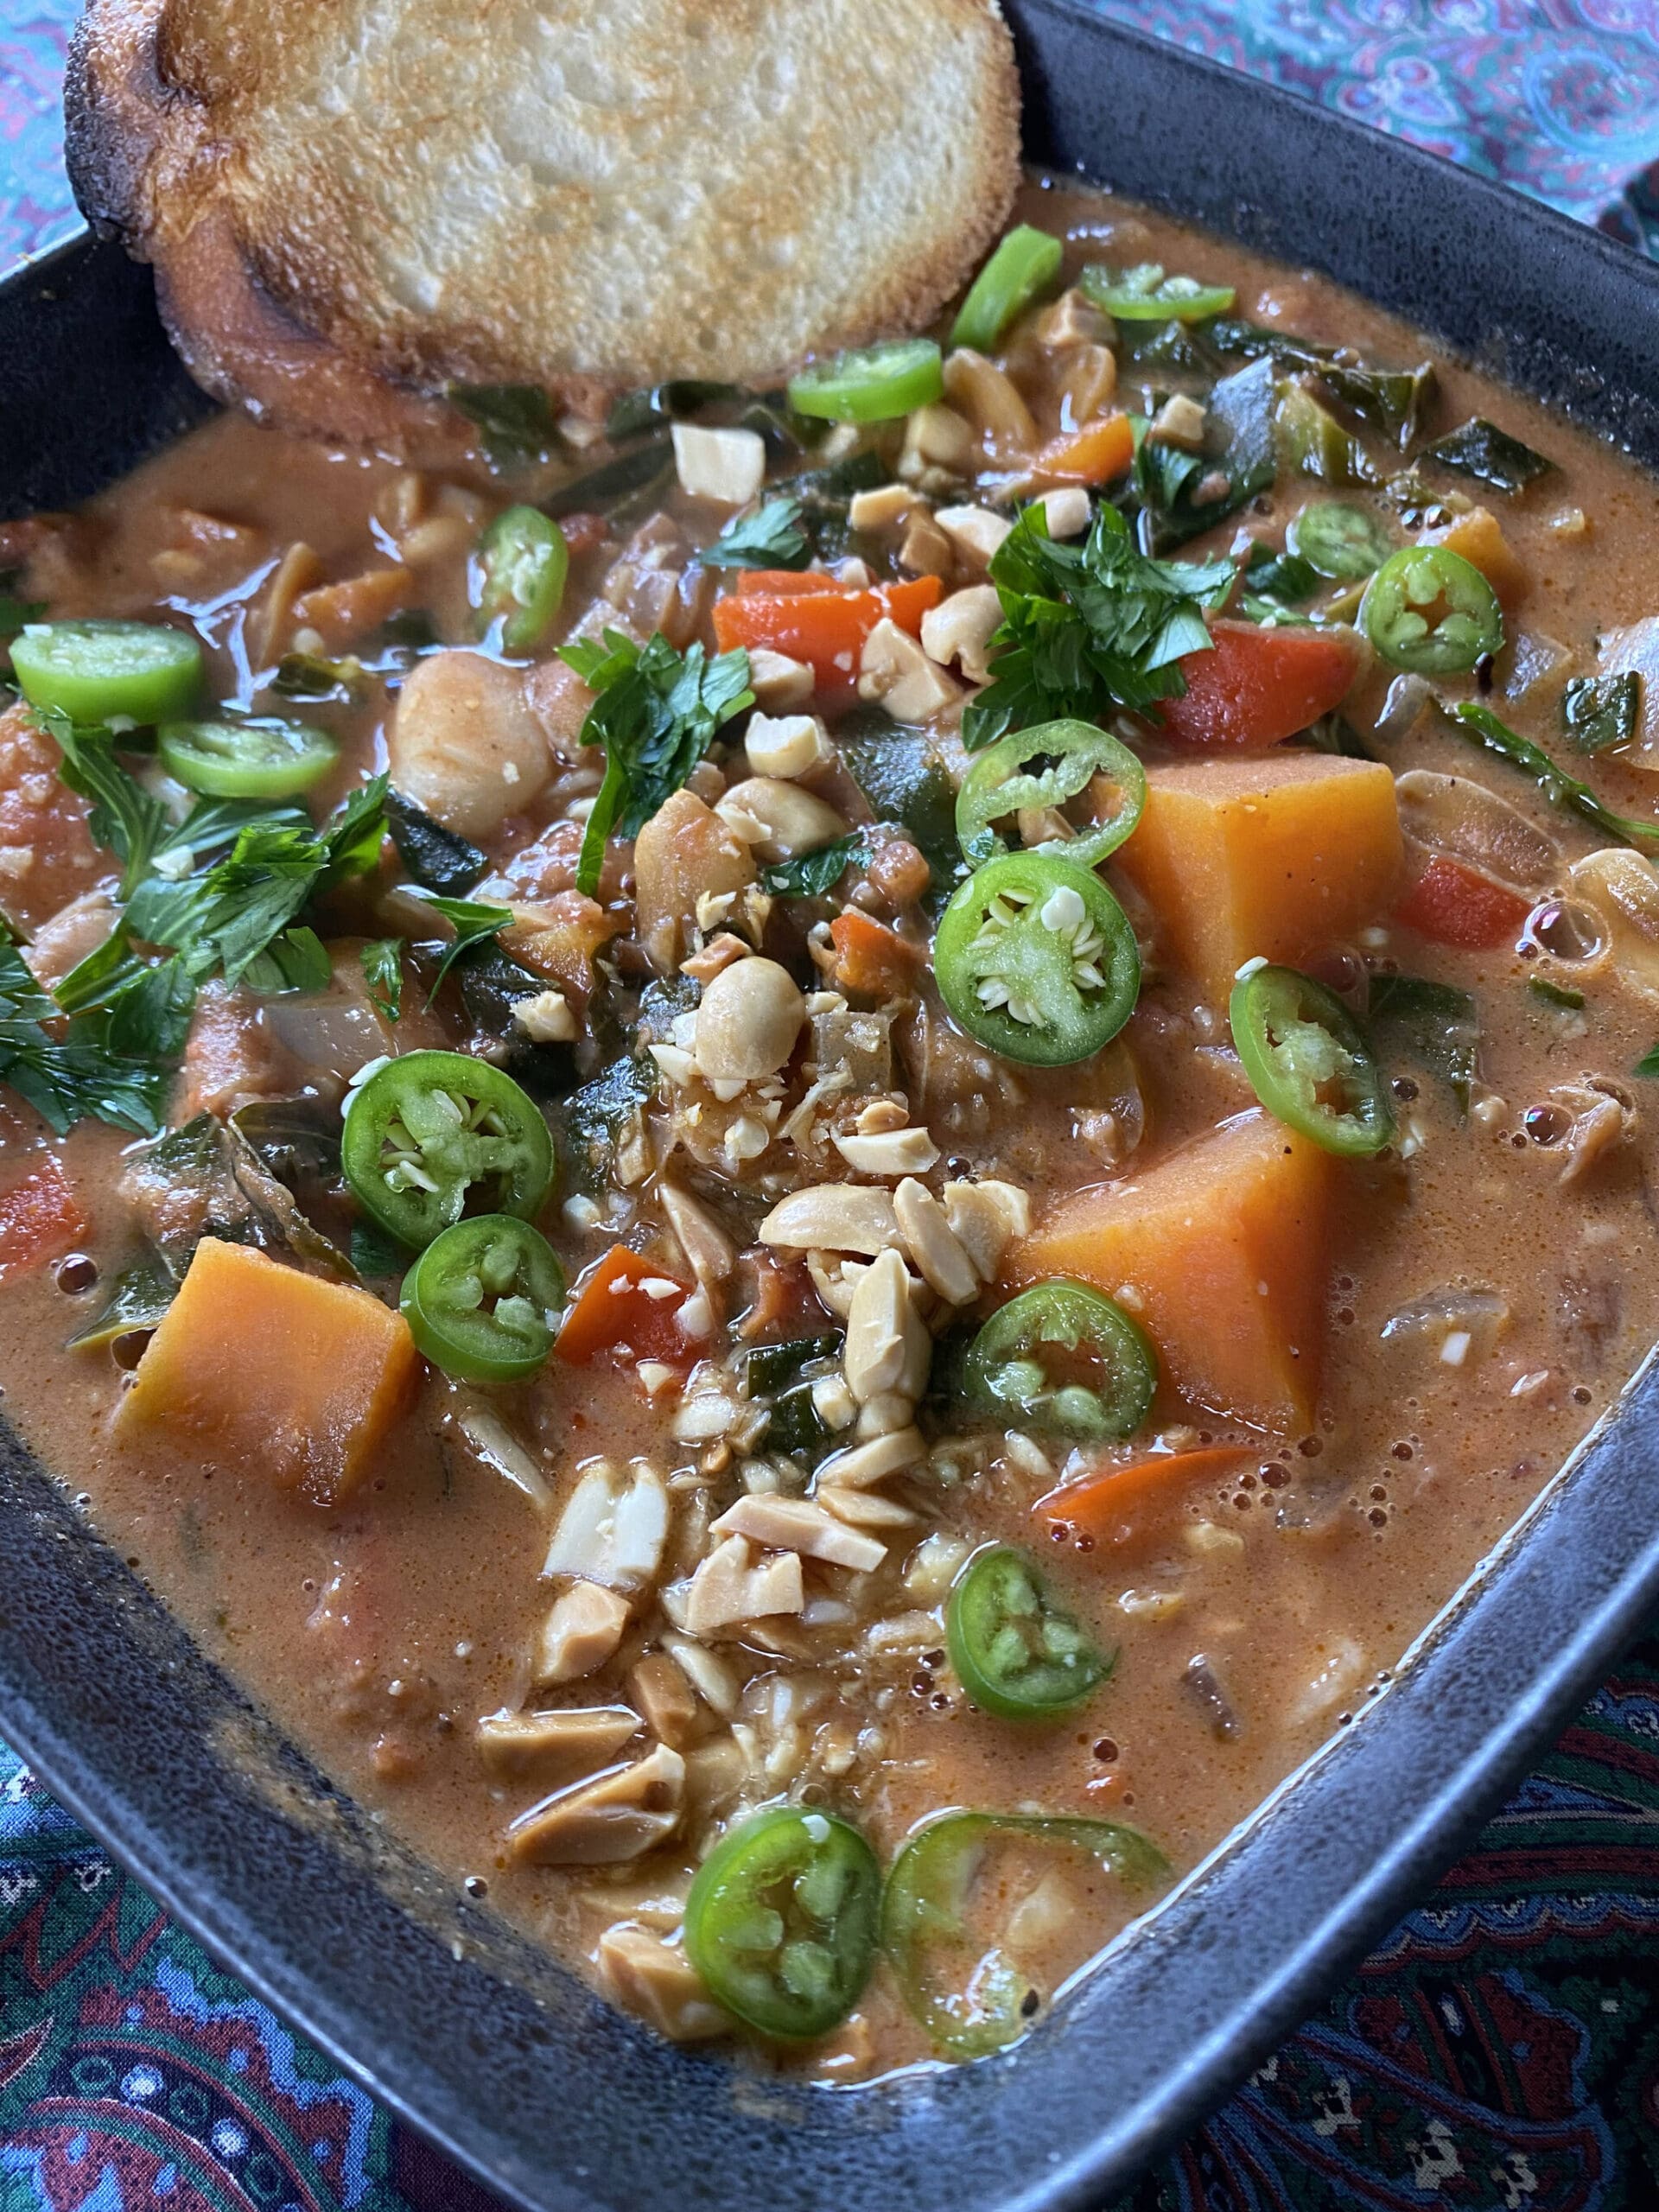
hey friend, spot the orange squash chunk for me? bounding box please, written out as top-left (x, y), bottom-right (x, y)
top-left (1009, 1109), bottom-right (1334, 1433)
top-left (1114, 752), bottom-right (1402, 1005)
top-left (1422, 505), bottom-right (1529, 607)
top-left (118, 1236), bottom-right (420, 1504)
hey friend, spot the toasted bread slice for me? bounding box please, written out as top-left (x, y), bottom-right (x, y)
top-left (68, 0), bottom-right (1020, 450)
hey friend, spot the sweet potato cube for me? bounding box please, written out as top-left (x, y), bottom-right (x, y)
top-left (1010, 1109), bottom-right (1334, 1433)
top-left (118, 1236), bottom-right (419, 1504)
top-left (1114, 753), bottom-right (1402, 1005)
top-left (1422, 505), bottom-right (1529, 607)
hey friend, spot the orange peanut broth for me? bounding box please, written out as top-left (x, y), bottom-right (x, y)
top-left (2, 175), bottom-right (1659, 2081)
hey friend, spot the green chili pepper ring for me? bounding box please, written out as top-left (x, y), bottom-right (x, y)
top-left (11, 619), bottom-right (204, 727)
top-left (946, 1545), bottom-right (1112, 1720)
top-left (966, 1281), bottom-right (1156, 1443)
top-left (1359, 543), bottom-right (1503, 674)
top-left (1230, 963), bottom-right (1395, 1157)
top-left (341, 1050), bottom-right (556, 1249)
top-left (159, 717), bottom-right (340, 799)
top-left (787, 340), bottom-right (944, 425)
top-left (934, 853), bottom-right (1141, 1068)
top-left (882, 1811), bottom-right (1169, 2058)
top-left (1286, 500), bottom-right (1394, 582)
top-left (684, 1806), bottom-right (881, 2040)
top-left (950, 226), bottom-right (1065, 354)
top-left (473, 505), bottom-right (569, 655)
top-left (956, 719), bottom-right (1147, 871)
top-left (400, 1214), bottom-right (564, 1383)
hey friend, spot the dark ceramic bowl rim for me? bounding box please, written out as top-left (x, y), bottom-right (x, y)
top-left (3, 7), bottom-right (1659, 2208)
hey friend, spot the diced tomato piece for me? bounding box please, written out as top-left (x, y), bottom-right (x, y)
top-left (0, 1156), bottom-right (88, 1286)
top-left (1028, 410), bottom-right (1135, 487)
top-left (1157, 620), bottom-right (1363, 752)
top-left (1394, 853), bottom-right (1533, 949)
top-left (829, 911), bottom-right (925, 997)
top-left (712, 575), bottom-right (943, 692)
top-left (556, 1245), bottom-right (691, 1368)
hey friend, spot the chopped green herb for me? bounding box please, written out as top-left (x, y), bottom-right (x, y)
top-left (1422, 418), bottom-right (1554, 494)
top-left (1637, 1043), bottom-right (1659, 1078)
top-left (0, 931), bottom-right (181, 1136)
top-left (404, 889), bottom-right (512, 1001)
top-left (360, 937), bottom-right (404, 1022)
top-left (67, 1248), bottom-right (178, 1348)
top-left (445, 383), bottom-right (560, 469)
top-left (1244, 543), bottom-right (1321, 605)
top-left (38, 709), bottom-right (169, 899)
top-left (1562, 672), bottom-right (1640, 755)
top-left (241, 925), bottom-right (332, 995)
top-left (1529, 977), bottom-right (1586, 1011)
top-left (702, 494), bottom-right (810, 572)
top-left (963, 504), bottom-right (1233, 751)
top-left (1450, 702), bottom-right (1659, 849)
top-left (759, 833), bottom-right (867, 899)
top-left (558, 629), bottom-right (753, 896)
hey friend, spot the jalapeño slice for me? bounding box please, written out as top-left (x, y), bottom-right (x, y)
top-left (683, 1807), bottom-right (881, 2041)
top-left (400, 1214), bottom-right (563, 1382)
top-left (933, 853), bottom-right (1140, 1067)
top-left (1229, 963), bottom-right (1395, 1157)
top-left (1359, 543), bottom-right (1503, 674)
top-left (472, 505), bottom-right (569, 654)
top-left (341, 1050), bottom-right (555, 1249)
top-left (11, 619), bottom-right (203, 726)
top-left (159, 716), bottom-right (340, 798)
top-left (946, 1545), bottom-right (1111, 1721)
top-left (882, 1811), bottom-right (1169, 2058)
top-left (965, 1281), bottom-right (1157, 1444)
top-left (955, 719), bottom-right (1147, 871)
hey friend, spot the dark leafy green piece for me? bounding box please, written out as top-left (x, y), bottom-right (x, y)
top-left (1562, 672), bottom-right (1639, 755)
top-left (1450, 702), bottom-right (1659, 849)
top-left (360, 938), bottom-right (404, 1021)
top-left (702, 494), bottom-right (810, 572)
top-left (557, 1052), bottom-right (658, 1194)
top-left (267, 652), bottom-right (366, 702)
top-left (559, 629), bottom-right (753, 896)
top-left (964, 504), bottom-right (1233, 750)
top-left (1135, 356), bottom-right (1278, 553)
top-left (747, 1332), bottom-right (842, 1462)
top-left (1637, 1042), bottom-right (1659, 1078)
top-left (1244, 543), bottom-right (1320, 606)
top-left (543, 435), bottom-right (673, 521)
top-left (1275, 379), bottom-right (1376, 486)
top-left (760, 833), bottom-right (866, 899)
top-left (68, 1249), bottom-right (178, 1348)
top-left (385, 787), bottom-right (486, 894)
top-left (351, 1217), bottom-right (408, 1280)
top-left (1368, 972), bottom-right (1479, 1110)
top-left (1422, 418), bottom-right (1554, 494)
top-left (1209, 321), bottom-right (1432, 444)
top-left (605, 382), bottom-right (748, 441)
top-left (837, 720), bottom-right (963, 905)
top-left (446, 383), bottom-right (559, 468)
top-left (1300, 710), bottom-right (1376, 760)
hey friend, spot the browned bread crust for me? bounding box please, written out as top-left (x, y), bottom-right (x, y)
top-left (67, 0), bottom-right (1021, 454)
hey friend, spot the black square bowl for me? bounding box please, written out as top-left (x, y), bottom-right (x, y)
top-left (3, 4), bottom-right (1659, 2205)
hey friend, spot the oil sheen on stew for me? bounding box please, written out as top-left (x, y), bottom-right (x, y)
top-left (3, 178), bottom-right (1658, 2081)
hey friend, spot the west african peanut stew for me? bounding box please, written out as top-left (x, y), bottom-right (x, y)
top-left (3, 179), bottom-right (1659, 2078)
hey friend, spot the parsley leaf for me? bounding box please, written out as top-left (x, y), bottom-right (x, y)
top-left (702, 494), bottom-right (810, 572)
top-left (964, 505), bottom-right (1234, 751)
top-left (40, 708), bottom-right (169, 898)
top-left (241, 925), bottom-right (333, 995)
top-left (360, 937), bottom-right (404, 1021)
top-left (1637, 1042), bottom-right (1659, 1078)
top-left (559, 630), bottom-right (754, 896)
top-left (760, 833), bottom-right (866, 899)
top-left (404, 889), bottom-right (512, 1001)
top-left (0, 931), bottom-right (182, 1136)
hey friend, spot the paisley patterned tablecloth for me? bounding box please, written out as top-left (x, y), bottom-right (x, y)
top-left (5, 4), bottom-right (1659, 2208)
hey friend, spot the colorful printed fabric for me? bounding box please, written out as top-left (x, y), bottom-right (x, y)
top-left (6, 3), bottom-right (1659, 2208)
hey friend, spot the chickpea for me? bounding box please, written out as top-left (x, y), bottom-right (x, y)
top-left (717, 777), bottom-right (848, 863)
top-left (694, 957), bottom-right (804, 1082)
top-left (389, 650), bottom-right (550, 839)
